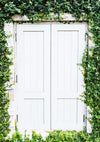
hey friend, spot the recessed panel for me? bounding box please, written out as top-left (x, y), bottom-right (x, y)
top-left (57, 31), bottom-right (79, 93)
top-left (24, 99), bottom-right (44, 129)
top-left (57, 99), bottom-right (78, 124)
top-left (23, 31), bottom-right (44, 92)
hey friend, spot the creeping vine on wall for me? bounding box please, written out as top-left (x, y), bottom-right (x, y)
top-left (0, 0), bottom-right (100, 141)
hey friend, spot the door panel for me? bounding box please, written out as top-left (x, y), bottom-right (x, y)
top-left (51, 24), bottom-right (85, 130)
top-left (16, 24), bottom-right (50, 131)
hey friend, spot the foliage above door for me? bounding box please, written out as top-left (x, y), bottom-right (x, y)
top-left (0, 0), bottom-right (99, 141)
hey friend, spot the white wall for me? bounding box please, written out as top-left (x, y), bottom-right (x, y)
top-left (4, 23), bottom-right (16, 134)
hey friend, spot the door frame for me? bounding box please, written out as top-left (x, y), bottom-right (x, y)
top-left (14, 22), bottom-right (88, 132)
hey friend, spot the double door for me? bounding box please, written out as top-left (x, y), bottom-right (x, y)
top-left (16, 23), bottom-right (86, 132)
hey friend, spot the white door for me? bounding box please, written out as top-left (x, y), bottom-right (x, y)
top-left (16, 23), bottom-right (86, 132)
top-left (51, 23), bottom-right (85, 130)
top-left (16, 24), bottom-right (50, 131)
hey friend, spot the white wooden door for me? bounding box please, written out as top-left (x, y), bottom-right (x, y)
top-left (16, 24), bottom-right (50, 132)
top-left (51, 23), bottom-right (85, 130)
top-left (16, 23), bottom-right (86, 132)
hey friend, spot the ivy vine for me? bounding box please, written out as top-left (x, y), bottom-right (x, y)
top-left (0, 0), bottom-right (100, 141)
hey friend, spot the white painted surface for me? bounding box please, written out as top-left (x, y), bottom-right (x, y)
top-left (51, 24), bottom-right (85, 130)
top-left (16, 24), bottom-right (50, 132)
top-left (12, 13), bottom-right (76, 22)
top-left (15, 23), bottom-right (87, 132)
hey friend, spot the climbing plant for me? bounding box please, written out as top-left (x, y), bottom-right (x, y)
top-left (0, 22), bottom-right (13, 141)
top-left (0, 0), bottom-right (100, 141)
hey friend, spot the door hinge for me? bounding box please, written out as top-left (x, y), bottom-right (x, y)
top-left (16, 114), bottom-right (18, 122)
top-left (85, 33), bottom-right (88, 42)
top-left (16, 75), bottom-right (18, 83)
top-left (83, 114), bottom-right (86, 122)
top-left (15, 33), bottom-right (17, 41)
